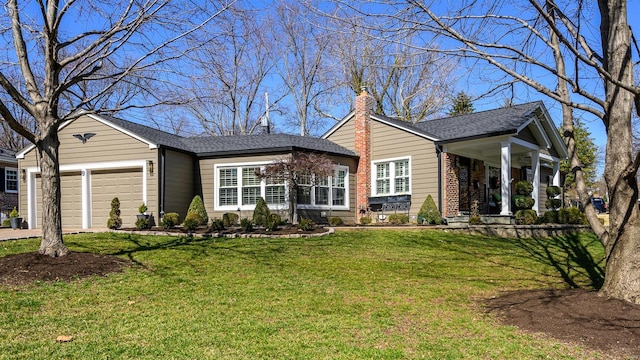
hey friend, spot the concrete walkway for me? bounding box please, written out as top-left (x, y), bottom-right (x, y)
top-left (0, 228), bottom-right (91, 241)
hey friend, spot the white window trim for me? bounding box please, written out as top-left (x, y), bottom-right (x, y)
top-left (214, 162), bottom-right (350, 212)
top-left (5, 167), bottom-right (18, 194)
top-left (371, 156), bottom-right (412, 196)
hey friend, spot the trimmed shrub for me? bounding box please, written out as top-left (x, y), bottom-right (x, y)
top-left (265, 213), bottom-right (281, 231)
top-left (187, 195), bottom-right (208, 225)
top-left (558, 208), bottom-right (588, 225)
top-left (388, 213), bottom-right (409, 225)
top-left (545, 186), bottom-right (562, 211)
top-left (328, 217), bottom-right (343, 226)
top-left (418, 195), bottom-right (442, 225)
top-left (2, 219), bottom-right (10, 227)
top-left (253, 197), bottom-right (270, 226)
top-left (240, 218), bottom-right (253, 232)
top-left (182, 212), bottom-right (202, 231)
top-left (540, 210), bottom-right (559, 224)
top-left (359, 216), bottom-right (372, 225)
top-left (468, 215), bottom-right (483, 225)
top-left (297, 218), bottom-right (314, 231)
top-left (546, 186), bottom-right (562, 198)
top-left (515, 210), bottom-right (538, 225)
top-left (210, 218), bottom-right (225, 231)
top-left (135, 217), bottom-right (149, 230)
top-left (515, 180), bottom-right (534, 195)
top-left (513, 195), bottom-right (535, 210)
top-left (107, 197), bottom-right (122, 229)
top-left (138, 203), bottom-right (148, 214)
top-left (223, 213), bottom-right (239, 227)
top-left (161, 212), bottom-right (180, 229)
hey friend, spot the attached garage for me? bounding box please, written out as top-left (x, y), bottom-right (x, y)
top-left (91, 169), bottom-right (144, 228)
top-left (35, 172), bottom-right (83, 228)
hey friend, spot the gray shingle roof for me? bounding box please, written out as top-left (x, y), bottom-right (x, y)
top-left (414, 102), bottom-right (542, 142)
top-left (186, 133), bottom-right (356, 157)
top-left (100, 115), bottom-right (356, 157)
top-left (0, 147), bottom-right (17, 163)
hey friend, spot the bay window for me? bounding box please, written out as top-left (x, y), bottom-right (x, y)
top-left (215, 163), bottom-right (349, 210)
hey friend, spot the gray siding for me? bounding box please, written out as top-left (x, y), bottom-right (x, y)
top-left (163, 150), bottom-right (195, 219)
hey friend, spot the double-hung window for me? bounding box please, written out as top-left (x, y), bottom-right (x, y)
top-left (242, 167), bottom-right (261, 205)
top-left (5, 168), bottom-right (17, 193)
top-left (373, 158), bottom-right (410, 196)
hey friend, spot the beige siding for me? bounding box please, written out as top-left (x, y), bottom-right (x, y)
top-left (163, 150), bottom-right (194, 219)
top-left (370, 121), bottom-right (440, 216)
top-left (326, 120), bottom-right (356, 152)
top-left (18, 114), bottom-right (160, 228)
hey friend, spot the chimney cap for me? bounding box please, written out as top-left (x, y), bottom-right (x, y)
top-left (360, 85), bottom-right (368, 94)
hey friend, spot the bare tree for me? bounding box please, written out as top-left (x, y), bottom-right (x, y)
top-left (186, 4), bottom-right (286, 136)
top-left (257, 152), bottom-right (334, 224)
top-left (340, 0), bottom-right (640, 302)
top-left (273, 2), bottom-right (336, 136)
top-left (0, 0), bottom-right (232, 257)
top-left (329, 13), bottom-right (457, 123)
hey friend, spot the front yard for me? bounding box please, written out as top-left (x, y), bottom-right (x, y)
top-left (0, 229), bottom-right (617, 359)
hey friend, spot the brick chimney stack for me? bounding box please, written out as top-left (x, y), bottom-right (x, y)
top-left (354, 87), bottom-right (374, 219)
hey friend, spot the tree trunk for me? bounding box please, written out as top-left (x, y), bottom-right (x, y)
top-left (597, 0), bottom-right (640, 302)
top-left (37, 133), bottom-right (69, 257)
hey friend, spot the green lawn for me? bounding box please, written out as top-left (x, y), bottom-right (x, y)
top-left (0, 229), bottom-right (605, 359)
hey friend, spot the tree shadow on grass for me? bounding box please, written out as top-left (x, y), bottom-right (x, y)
top-left (514, 233), bottom-right (605, 289)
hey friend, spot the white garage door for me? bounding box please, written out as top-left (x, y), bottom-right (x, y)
top-left (91, 169), bottom-right (143, 229)
top-left (35, 172), bottom-right (83, 228)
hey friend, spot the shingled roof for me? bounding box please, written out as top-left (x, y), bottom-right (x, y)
top-left (414, 102), bottom-right (542, 142)
top-left (99, 115), bottom-right (356, 158)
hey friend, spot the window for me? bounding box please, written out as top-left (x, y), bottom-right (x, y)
top-left (218, 168), bottom-right (237, 206)
top-left (5, 168), bottom-right (17, 193)
top-left (373, 158), bottom-right (410, 196)
top-left (242, 167), bottom-right (261, 205)
top-left (332, 169), bottom-right (346, 206)
top-left (216, 163), bottom-right (349, 211)
top-left (265, 176), bottom-right (285, 205)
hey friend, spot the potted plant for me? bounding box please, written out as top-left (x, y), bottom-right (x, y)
top-left (136, 203), bottom-right (150, 229)
top-left (9, 207), bottom-right (22, 230)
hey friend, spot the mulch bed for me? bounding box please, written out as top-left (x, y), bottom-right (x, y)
top-left (485, 288), bottom-right (640, 358)
top-left (0, 251), bottom-right (131, 287)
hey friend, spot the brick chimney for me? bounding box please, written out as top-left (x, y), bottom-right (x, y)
top-left (355, 87), bottom-right (374, 218)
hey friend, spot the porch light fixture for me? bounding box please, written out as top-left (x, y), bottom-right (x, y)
top-left (21, 169), bottom-right (26, 182)
top-left (148, 160), bottom-right (154, 174)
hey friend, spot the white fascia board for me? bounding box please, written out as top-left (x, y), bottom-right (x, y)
top-left (87, 113), bottom-right (159, 149)
top-left (536, 104), bottom-right (569, 158)
top-left (370, 115), bottom-right (440, 141)
top-left (321, 111), bottom-right (355, 139)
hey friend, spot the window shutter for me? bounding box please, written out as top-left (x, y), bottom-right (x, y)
top-left (0, 168), bottom-right (5, 192)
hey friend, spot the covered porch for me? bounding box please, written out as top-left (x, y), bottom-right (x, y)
top-left (440, 134), bottom-right (562, 221)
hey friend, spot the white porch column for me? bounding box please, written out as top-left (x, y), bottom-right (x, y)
top-left (27, 170), bottom-right (36, 229)
top-left (552, 161), bottom-right (561, 186)
top-left (531, 152), bottom-right (540, 214)
top-left (81, 169), bottom-right (91, 229)
top-left (500, 141), bottom-right (512, 215)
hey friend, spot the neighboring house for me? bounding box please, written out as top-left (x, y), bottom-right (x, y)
top-left (0, 147), bottom-right (19, 216)
top-left (17, 114), bottom-right (357, 229)
top-left (17, 90), bottom-right (567, 229)
top-left (323, 89), bottom-right (568, 222)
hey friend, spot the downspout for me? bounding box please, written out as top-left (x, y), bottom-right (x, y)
top-left (160, 148), bottom-right (166, 219)
top-left (436, 144), bottom-right (443, 214)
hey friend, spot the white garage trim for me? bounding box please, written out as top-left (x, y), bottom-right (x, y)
top-left (25, 160), bottom-right (148, 229)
